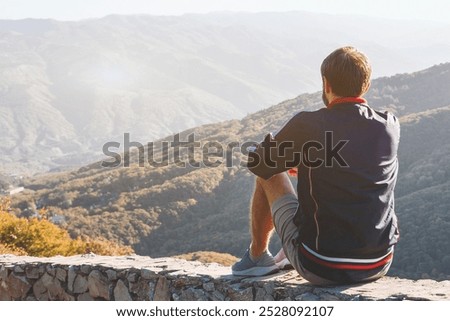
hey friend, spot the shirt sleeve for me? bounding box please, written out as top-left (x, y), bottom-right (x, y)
top-left (246, 114), bottom-right (306, 180)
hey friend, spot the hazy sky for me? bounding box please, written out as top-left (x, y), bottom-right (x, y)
top-left (1, 0), bottom-right (449, 22)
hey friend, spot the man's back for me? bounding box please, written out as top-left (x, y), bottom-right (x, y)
top-left (292, 101), bottom-right (400, 259)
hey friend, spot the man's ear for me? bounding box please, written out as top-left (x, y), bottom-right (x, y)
top-left (323, 76), bottom-right (332, 94)
top-left (365, 81), bottom-right (371, 94)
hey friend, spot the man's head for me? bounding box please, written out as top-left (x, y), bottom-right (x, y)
top-left (321, 46), bottom-right (372, 106)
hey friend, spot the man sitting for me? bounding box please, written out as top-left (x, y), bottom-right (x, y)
top-left (232, 47), bottom-right (400, 285)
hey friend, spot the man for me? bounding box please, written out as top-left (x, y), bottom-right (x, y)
top-left (232, 47), bottom-right (400, 285)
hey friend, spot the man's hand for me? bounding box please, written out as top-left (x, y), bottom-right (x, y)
top-left (287, 167), bottom-right (298, 177)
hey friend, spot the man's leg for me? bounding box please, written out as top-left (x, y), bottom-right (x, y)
top-left (250, 172), bottom-right (296, 258)
top-left (232, 172), bottom-right (296, 276)
top-left (235, 172), bottom-right (337, 283)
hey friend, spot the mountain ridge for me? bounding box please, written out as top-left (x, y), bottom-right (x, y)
top-left (1, 12), bottom-right (450, 174)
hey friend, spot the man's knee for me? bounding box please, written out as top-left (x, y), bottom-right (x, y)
top-left (255, 172), bottom-right (286, 185)
top-left (255, 173), bottom-right (296, 205)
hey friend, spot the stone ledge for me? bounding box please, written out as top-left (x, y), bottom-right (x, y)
top-left (0, 255), bottom-right (448, 301)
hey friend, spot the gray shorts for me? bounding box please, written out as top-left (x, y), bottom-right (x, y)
top-left (271, 194), bottom-right (390, 285)
top-left (271, 194), bottom-right (334, 285)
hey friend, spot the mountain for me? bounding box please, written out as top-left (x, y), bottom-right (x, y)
top-left (390, 106), bottom-right (450, 278)
top-left (1, 12), bottom-right (450, 174)
top-left (9, 63), bottom-right (450, 280)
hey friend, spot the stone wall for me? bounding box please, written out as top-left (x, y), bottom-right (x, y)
top-left (0, 254), bottom-right (448, 301)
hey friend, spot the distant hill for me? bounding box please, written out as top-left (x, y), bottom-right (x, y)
top-left (10, 63), bottom-right (450, 280)
top-left (1, 13), bottom-right (450, 174)
top-left (389, 106), bottom-right (450, 278)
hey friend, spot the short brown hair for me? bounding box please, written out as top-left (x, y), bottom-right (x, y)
top-left (321, 47), bottom-right (372, 97)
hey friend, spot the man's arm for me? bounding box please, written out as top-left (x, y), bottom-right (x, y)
top-left (246, 115), bottom-right (305, 180)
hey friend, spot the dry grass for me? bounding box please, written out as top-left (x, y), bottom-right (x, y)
top-left (0, 243), bottom-right (27, 255)
top-left (175, 251), bottom-right (238, 266)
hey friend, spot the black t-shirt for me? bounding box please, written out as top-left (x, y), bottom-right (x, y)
top-left (247, 101), bottom-right (400, 260)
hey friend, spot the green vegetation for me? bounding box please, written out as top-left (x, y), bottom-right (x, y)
top-left (388, 107), bottom-right (450, 280)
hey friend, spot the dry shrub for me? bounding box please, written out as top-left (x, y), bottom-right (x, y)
top-left (0, 198), bottom-right (133, 257)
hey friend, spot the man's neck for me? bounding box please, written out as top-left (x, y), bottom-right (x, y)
top-left (327, 96), bottom-right (367, 108)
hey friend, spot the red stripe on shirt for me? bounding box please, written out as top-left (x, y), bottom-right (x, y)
top-left (300, 246), bottom-right (393, 271)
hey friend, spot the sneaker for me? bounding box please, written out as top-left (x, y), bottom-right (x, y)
top-left (232, 249), bottom-right (279, 276)
top-left (274, 248), bottom-right (294, 270)
top-left (276, 258), bottom-right (294, 270)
